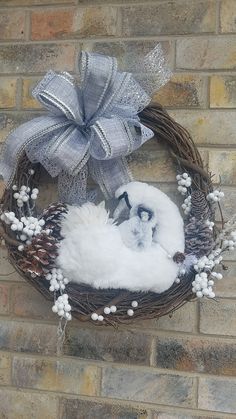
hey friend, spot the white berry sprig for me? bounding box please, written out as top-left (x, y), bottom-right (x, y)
top-left (181, 196), bottom-right (192, 215)
top-left (52, 294), bottom-right (72, 321)
top-left (176, 173), bottom-right (192, 196)
top-left (192, 248), bottom-right (223, 299)
top-left (207, 190), bottom-right (224, 203)
top-left (206, 219), bottom-right (215, 231)
top-left (91, 304), bottom-right (118, 322)
top-left (127, 300), bottom-right (139, 317)
top-left (46, 267), bottom-right (69, 292)
top-left (222, 231), bottom-right (236, 251)
top-left (0, 212), bottom-right (45, 250)
top-left (12, 183), bottom-right (39, 210)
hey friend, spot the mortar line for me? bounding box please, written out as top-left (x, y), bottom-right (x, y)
top-left (1, 70), bottom-right (236, 77)
top-left (205, 75), bottom-right (211, 109)
top-left (0, 383), bottom-right (235, 417)
top-left (15, 77), bottom-right (23, 111)
top-left (0, 0), bottom-right (229, 9)
top-left (4, 348), bottom-right (236, 381)
top-left (0, 32), bottom-right (236, 46)
top-left (149, 335), bottom-right (156, 367)
top-left (196, 300), bottom-right (201, 334)
top-left (215, 0), bottom-right (221, 35)
top-left (1, 312), bottom-right (236, 341)
top-left (196, 376), bottom-right (200, 409)
top-left (24, 9), bottom-right (31, 42)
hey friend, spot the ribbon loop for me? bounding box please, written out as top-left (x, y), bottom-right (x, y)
top-left (32, 70), bottom-right (84, 124)
top-left (0, 47), bottom-right (171, 204)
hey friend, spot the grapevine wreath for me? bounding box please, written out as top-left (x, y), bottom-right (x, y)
top-left (0, 46), bottom-right (236, 328)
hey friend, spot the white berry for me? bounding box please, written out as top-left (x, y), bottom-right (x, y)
top-left (110, 305), bottom-right (117, 313)
top-left (91, 313), bottom-right (98, 321)
top-left (104, 307), bottom-right (111, 314)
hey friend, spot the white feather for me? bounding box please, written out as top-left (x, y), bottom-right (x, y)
top-left (57, 182), bottom-right (185, 293)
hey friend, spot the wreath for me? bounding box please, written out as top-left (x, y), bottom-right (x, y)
top-left (0, 47), bottom-right (235, 328)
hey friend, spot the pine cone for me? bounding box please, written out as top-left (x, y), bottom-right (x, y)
top-left (190, 190), bottom-right (212, 220)
top-left (42, 202), bottom-right (68, 239)
top-left (18, 233), bottom-right (59, 276)
top-left (185, 216), bottom-right (214, 258)
top-left (173, 252), bottom-right (185, 263)
top-left (19, 203), bottom-right (67, 277)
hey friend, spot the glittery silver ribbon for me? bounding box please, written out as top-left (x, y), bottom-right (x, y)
top-left (0, 47), bottom-right (171, 204)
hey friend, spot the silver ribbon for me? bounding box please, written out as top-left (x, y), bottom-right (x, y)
top-left (0, 47), bottom-right (170, 204)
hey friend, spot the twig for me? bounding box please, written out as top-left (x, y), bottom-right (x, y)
top-left (0, 225), bottom-right (20, 247)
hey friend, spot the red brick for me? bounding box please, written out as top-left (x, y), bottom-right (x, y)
top-left (0, 319), bottom-right (58, 354)
top-left (101, 367), bottom-right (196, 407)
top-left (59, 398), bottom-right (148, 419)
top-left (0, 354), bottom-right (11, 386)
top-left (220, 0), bottom-right (236, 33)
top-left (31, 9), bottom-right (74, 41)
top-left (0, 79), bottom-right (17, 109)
top-left (0, 246), bottom-right (24, 282)
top-left (0, 44), bottom-right (75, 74)
top-left (169, 110), bottom-right (236, 145)
top-left (1, 0), bottom-right (74, 4)
top-left (0, 389), bottom-right (58, 419)
top-left (210, 75), bottom-right (236, 108)
top-left (215, 186), bottom-right (236, 222)
top-left (122, 1), bottom-right (216, 36)
top-left (127, 149), bottom-right (175, 183)
top-left (153, 74), bottom-right (206, 108)
top-left (200, 299), bottom-right (236, 336)
top-left (198, 377), bottom-right (236, 413)
top-left (215, 262), bottom-right (236, 297)
top-left (155, 335), bottom-right (236, 376)
top-left (137, 302), bottom-right (197, 333)
top-left (0, 284), bottom-right (10, 315)
top-left (0, 11), bottom-right (25, 40)
top-left (12, 284), bottom-right (55, 320)
top-left (22, 78), bottom-right (42, 109)
top-left (31, 7), bottom-right (119, 41)
top-left (176, 38), bottom-right (236, 70)
top-left (64, 327), bottom-right (151, 365)
top-left (12, 356), bottom-right (100, 396)
top-left (208, 150), bottom-right (236, 185)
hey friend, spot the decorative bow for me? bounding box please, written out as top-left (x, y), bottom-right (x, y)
top-left (0, 48), bottom-right (170, 204)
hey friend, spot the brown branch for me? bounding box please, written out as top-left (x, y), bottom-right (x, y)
top-left (76, 291), bottom-right (130, 321)
top-left (0, 225), bottom-right (20, 247)
top-left (1, 105), bottom-right (216, 326)
top-left (169, 150), bottom-right (210, 180)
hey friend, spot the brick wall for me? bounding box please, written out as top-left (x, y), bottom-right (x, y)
top-left (0, 0), bottom-right (236, 418)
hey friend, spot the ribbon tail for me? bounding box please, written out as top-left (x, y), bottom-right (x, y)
top-left (58, 166), bottom-right (88, 205)
top-left (89, 157), bottom-right (132, 199)
top-left (58, 166), bottom-right (97, 205)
